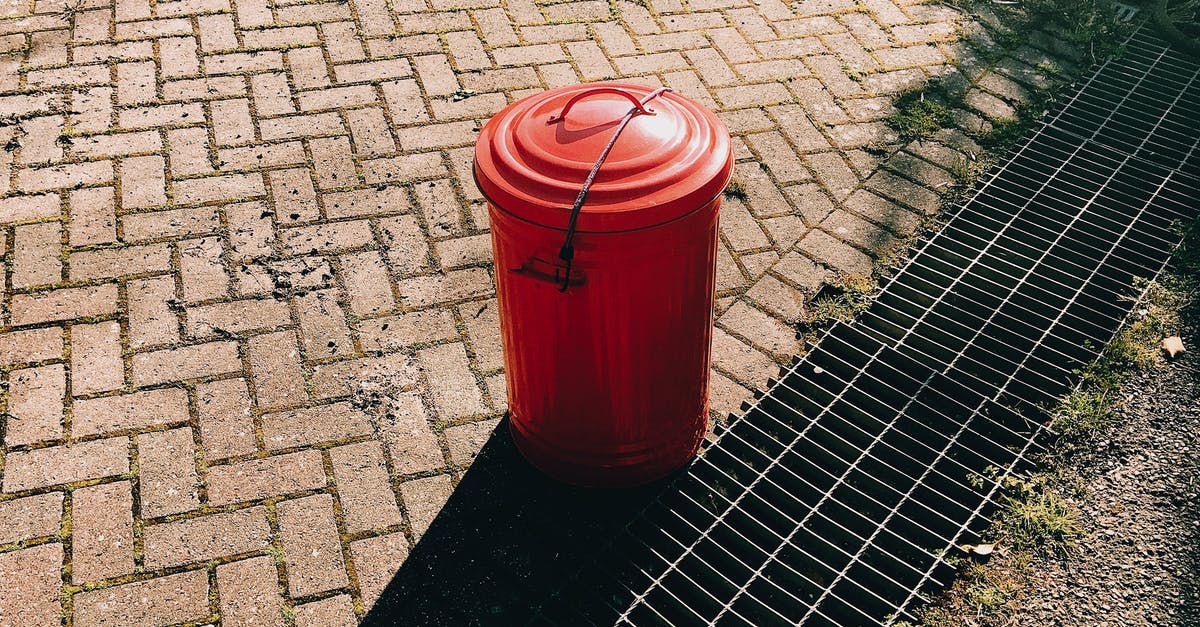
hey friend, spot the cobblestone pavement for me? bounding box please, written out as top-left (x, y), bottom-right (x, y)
top-left (0, 0), bottom-right (1063, 623)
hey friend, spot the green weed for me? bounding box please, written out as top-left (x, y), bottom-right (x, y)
top-left (886, 93), bottom-right (953, 141)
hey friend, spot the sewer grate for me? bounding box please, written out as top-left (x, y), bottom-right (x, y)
top-left (529, 28), bottom-right (1199, 626)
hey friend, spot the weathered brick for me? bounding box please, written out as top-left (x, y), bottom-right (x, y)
top-left (295, 595), bottom-right (357, 627)
top-left (73, 388), bottom-right (189, 437)
top-left (225, 200), bottom-right (275, 257)
top-left (378, 215), bottom-right (431, 274)
top-left (419, 342), bottom-right (488, 420)
top-left (212, 98), bottom-right (255, 146)
top-left (0, 544), bottom-right (62, 627)
top-left (261, 401), bottom-right (373, 449)
top-left (196, 378), bottom-right (257, 461)
top-left (268, 168), bottom-right (319, 223)
top-left (69, 242), bottom-right (172, 281)
top-left (346, 108), bottom-right (396, 157)
top-left (0, 492), bottom-right (63, 545)
top-left (2, 437), bottom-right (129, 492)
top-left (248, 331), bottom-right (307, 409)
top-left (0, 193), bottom-right (60, 225)
top-left (399, 474), bottom-right (452, 539)
top-left (0, 328), bottom-right (62, 369)
top-left (68, 187), bottom-right (117, 246)
top-left (122, 206), bottom-right (221, 240)
top-left (339, 250), bottom-right (394, 315)
top-left (796, 228), bottom-right (874, 276)
top-left (217, 557), bottom-right (284, 627)
top-left (309, 354), bottom-right (416, 401)
top-left (445, 418), bottom-right (499, 466)
top-left (71, 480), bottom-right (135, 582)
top-left (119, 103), bottom-right (205, 129)
top-left (10, 284), bottom-right (119, 326)
top-left (717, 301), bottom-right (801, 361)
top-left (396, 121), bottom-right (477, 151)
top-left (17, 161), bottom-right (114, 192)
top-left (167, 128), bottom-right (213, 176)
top-left (206, 450), bottom-right (326, 505)
top-left (280, 220), bottom-right (373, 255)
top-left (132, 341), bottom-right (241, 386)
top-left (277, 493), bottom-right (349, 596)
top-left (179, 236), bottom-right (230, 302)
top-left (251, 72), bottom-right (296, 116)
top-left (127, 276), bottom-right (180, 348)
top-left (70, 321), bottom-right (124, 395)
top-left (73, 570), bottom-right (209, 627)
top-left (143, 506), bottom-right (272, 568)
top-left (5, 364), bottom-right (65, 446)
top-left (138, 427), bottom-right (200, 517)
top-left (174, 173), bottom-right (266, 205)
top-left (330, 441), bottom-right (403, 533)
top-left (309, 136), bottom-right (358, 191)
top-left (396, 268), bottom-right (493, 308)
top-left (350, 532), bottom-right (409, 608)
top-left (185, 298), bottom-right (291, 338)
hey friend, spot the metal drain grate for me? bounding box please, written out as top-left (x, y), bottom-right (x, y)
top-left (530, 29), bottom-right (1199, 626)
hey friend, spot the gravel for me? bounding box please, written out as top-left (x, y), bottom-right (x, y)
top-left (1004, 314), bottom-right (1200, 626)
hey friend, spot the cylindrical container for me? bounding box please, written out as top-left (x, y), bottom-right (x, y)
top-left (474, 82), bottom-right (733, 487)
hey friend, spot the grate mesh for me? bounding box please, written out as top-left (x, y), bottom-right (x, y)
top-left (529, 29), bottom-right (1200, 627)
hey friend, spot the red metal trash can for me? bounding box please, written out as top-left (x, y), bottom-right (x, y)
top-left (474, 82), bottom-right (733, 487)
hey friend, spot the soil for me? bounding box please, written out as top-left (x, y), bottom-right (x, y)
top-left (1004, 315), bottom-right (1200, 626)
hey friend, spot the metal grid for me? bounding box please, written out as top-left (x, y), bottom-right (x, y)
top-left (529, 29), bottom-right (1200, 626)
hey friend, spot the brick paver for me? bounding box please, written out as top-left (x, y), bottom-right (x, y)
top-left (0, 0), bottom-right (1064, 621)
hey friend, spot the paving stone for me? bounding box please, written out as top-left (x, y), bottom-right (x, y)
top-left (0, 327), bottom-right (62, 368)
top-left (400, 474), bottom-right (453, 540)
top-left (261, 401), bottom-right (373, 449)
top-left (10, 284), bottom-right (119, 326)
top-left (137, 427), bottom-right (201, 517)
top-left (5, 364), bottom-right (65, 446)
top-left (70, 322), bottom-right (124, 395)
top-left (418, 342), bottom-right (488, 420)
top-left (0, 492), bottom-right (63, 545)
top-left (277, 493), bottom-right (349, 597)
top-left (0, 544), bottom-right (63, 627)
top-left (294, 595), bottom-right (357, 627)
top-left (73, 569), bottom-right (209, 627)
top-left (2, 437), bottom-right (129, 492)
top-left (717, 301), bottom-right (801, 361)
top-left (350, 532), bottom-right (409, 609)
top-left (330, 441), bottom-right (403, 533)
top-left (248, 331), bottom-right (307, 409)
top-left (445, 418), bottom-right (500, 466)
top-left (217, 556), bottom-right (284, 627)
top-left (71, 480), bottom-right (135, 582)
top-left (143, 506), bottom-right (272, 569)
top-left (206, 450), bottom-right (326, 506)
top-left (309, 353), bottom-right (417, 400)
top-left (196, 378), bottom-right (257, 461)
top-left (132, 341), bottom-right (241, 386)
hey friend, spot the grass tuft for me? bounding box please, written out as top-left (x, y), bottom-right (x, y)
top-left (886, 93), bottom-right (953, 141)
top-left (723, 180), bottom-right (748, 200)
top-left (807, 276), bottom-right (878, 326)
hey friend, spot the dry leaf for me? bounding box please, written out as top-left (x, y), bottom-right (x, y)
top-left (958, 543), bottom-right (996, 556)
top-left (1162, 336), bottom-right (1185, 358)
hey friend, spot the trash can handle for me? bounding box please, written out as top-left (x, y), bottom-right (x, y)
top-left (551, 86), bottom-right (672, 292)
top-left (547, 88), bottom-right (658, 123)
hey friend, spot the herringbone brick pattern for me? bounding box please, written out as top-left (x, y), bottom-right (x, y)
top-left (0, 0), bottom-right (1065, 622)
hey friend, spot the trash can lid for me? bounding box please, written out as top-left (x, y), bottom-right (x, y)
top-left (474, 82), bottom-right (733, 233)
